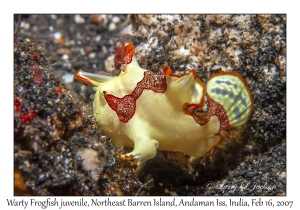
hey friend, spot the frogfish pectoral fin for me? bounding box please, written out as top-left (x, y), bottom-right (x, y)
top-left (75, 70), bottom-right (113, 86)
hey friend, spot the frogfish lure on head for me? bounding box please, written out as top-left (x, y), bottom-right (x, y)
top-left (76, 44), bottom-right (253, 168)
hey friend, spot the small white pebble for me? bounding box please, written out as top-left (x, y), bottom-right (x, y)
top-left (21, 21), bottom-right (30, 30)
top-left (53, 32), bottom-right (62, 40)
top-left (211, 65), bottom-right (222, 71)
top-left (20, 51), bottom-right (25, 57)
top-left (95, 35), bottom-right (101, 42)
top-left (80, 84), bottom-right (87, 92)
top-left (74, 14), bottom-right (85, 24)
top-left (38, 174), bottom-right (44, 180)
top-left (64, 159), bottom-right (69, 165)
top-left (169, 191), bottom-right (178, 196)
top-left (49, 26), bottom-right (54, 31)
top-left (89, 52), bottom-right (96, 59)
top-left (51, 15), bottom-right (57, 20)
top-left (186, 63), bottom-right (194, 70)
top-left (89, 94), bottom-right (95, 100)
top-left (102, 46), bottom-right (108, 54)
top-left (140, 27), bottom-right (148, 36)
top-left (108, 22), bottom-right (116, 31)
top-left (105, 55), bottom-right (115, 73)
top-left (61, 54), bottom-right (69, 60)
top-left (279, 172), bottom-right (286, 180)
top-left (179, 46), bottom-right (190, 56)
top-left (24, 160), bottom-right (30, 167)
top-left (80, 48), bottom-right (86, 56)
top-left (62, 73), bottom-right (75, 83)
top-left (16, 86), bottom-right (23, 92)
top-left (112, 16), bottom-right (121, 24)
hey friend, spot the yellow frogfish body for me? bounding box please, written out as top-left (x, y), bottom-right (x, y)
top-left (76, 44), bottom-right (253, 168)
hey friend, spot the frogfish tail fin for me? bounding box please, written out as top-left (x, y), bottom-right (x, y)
top-left (207, 72), bottom-right (253, 128)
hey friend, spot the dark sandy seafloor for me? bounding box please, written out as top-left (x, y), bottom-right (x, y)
top-left (14, 14), bottom-right (286, 196)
